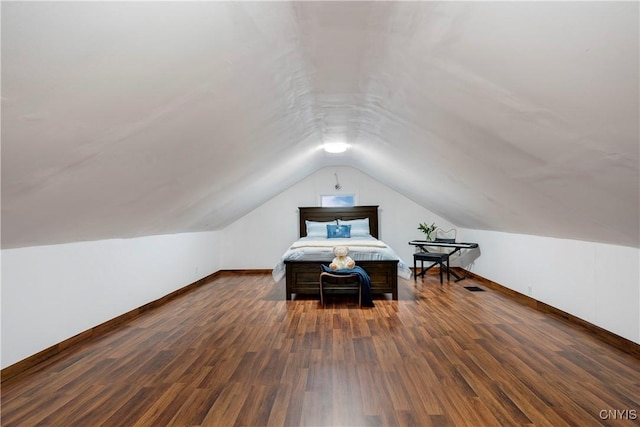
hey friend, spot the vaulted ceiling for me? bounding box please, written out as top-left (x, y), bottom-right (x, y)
top-left (2, 1), bottom-right (638, 249)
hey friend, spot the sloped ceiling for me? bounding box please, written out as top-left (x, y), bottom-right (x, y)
top-left (2, 1), bottom-right (638, 249)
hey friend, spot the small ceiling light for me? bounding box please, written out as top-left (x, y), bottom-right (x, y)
top-left (323, 142), bottom-right (348, 153)
top-left (334, 173), bottom-right (342, 190)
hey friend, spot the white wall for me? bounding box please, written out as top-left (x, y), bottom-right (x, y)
top-left (221, 166), bottom-right (458, 269)
top-left (462, 229), bottom-right (640, 344)
top-left (1, 231), bottom-right (222, 369)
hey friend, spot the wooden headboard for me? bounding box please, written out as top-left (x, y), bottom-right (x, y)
top-left (298, 206), bottom-right (379, 239)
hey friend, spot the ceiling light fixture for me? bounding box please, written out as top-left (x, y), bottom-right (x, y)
top-left (334, 173), bottom-right (342, 190)
top-left (323, 142), bottom-right (348, 153)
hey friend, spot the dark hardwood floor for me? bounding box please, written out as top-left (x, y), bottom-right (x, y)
top-left (2, 272), bottom-right (639, 426)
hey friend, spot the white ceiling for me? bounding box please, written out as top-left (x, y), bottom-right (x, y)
top-left (2, 1), bottom-right (638, 249)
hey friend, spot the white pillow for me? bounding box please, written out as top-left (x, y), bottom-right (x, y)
top-left (305, 220), bottom-right (336, 237)
top-left (338, 218), bottom-right (371, 236)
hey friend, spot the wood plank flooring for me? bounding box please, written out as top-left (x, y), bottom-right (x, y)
top-left (2, 272), bottom-right (639, 426)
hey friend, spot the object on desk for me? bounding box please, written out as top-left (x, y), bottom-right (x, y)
top-left (408, 240), bottom-right (479, 249)
top-left (432, 238), bottom-right (456, 255)
top-left (417, 222), bottom-right (437, 241)
top-left (436, 227), bottom-right (457, 242)
top-left (433, 237), bottom-right (456, 250)
top-left (435, 237), bottom-right (456, 244)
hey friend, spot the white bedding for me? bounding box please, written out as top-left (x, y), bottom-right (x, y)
top-left (272, 235), bottom-right (412, 282)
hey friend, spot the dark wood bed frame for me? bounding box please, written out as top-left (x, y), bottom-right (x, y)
top-left (284, 205), bottom-right (399, 300)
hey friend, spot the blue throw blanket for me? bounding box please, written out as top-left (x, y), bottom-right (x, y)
top-left (321, 264), bottom-right (375, 307)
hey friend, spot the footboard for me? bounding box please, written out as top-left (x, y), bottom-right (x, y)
top-left (284, 260), bottom-right (398, 300)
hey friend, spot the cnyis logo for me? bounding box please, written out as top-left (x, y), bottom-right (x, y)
top-left (599, 409), bottom-right (638, 420)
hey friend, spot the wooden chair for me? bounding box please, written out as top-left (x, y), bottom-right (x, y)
top-left (319, 272), bottom-right (362, 306)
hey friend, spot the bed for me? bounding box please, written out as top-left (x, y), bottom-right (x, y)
top-left (272, 206), bottom-right (411, 300)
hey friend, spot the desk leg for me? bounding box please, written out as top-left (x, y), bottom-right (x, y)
top-left (452, 271), bottom-right (466, 282)
top-left (446, 248), bottom-right (466, 282)
top-left (415, 261), bottom-right (438, 280)
top-left (411, 245), bottom-right (472, 282)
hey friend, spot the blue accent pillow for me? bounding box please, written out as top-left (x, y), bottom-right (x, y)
top-left (327, 224), bottom-right (351, 238)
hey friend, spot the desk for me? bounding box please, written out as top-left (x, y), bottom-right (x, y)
top-left (408, 240), bottom-right (479, 282)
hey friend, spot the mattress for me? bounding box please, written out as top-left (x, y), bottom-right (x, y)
top-left (272, 236), bottom-right (412, 282)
